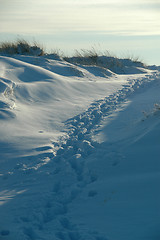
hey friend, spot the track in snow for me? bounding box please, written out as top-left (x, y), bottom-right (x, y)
top-left (1, 70), bottom-right (160, 240)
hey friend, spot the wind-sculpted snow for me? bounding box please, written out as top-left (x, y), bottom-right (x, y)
top-left (0, 55), bottom-right (160, 240)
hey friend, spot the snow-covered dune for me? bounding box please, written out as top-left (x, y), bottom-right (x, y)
top-left (0, 55), bottom-right (160, 240)
top-left (0, 56), bottom-right (126, 163)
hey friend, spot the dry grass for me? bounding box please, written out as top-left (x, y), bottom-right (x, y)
top-left (0, 39), bottom-right (44, 56)
top-left (0, 39), bottom-right (145, 71)
top-left (64, 48), bottom-right (124, 70)
top-left (63, 48), bottom-right (145, 74)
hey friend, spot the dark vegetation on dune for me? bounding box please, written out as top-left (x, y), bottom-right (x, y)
top-left (0, 39), bottom-right (146, 74)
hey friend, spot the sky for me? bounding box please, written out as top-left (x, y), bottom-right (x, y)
top-left (0, 0), bottom-right (160, 65)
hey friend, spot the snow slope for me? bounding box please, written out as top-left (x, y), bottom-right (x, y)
top-left (0, 55), bottom-right (160, 240)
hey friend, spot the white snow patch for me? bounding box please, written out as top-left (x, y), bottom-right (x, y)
top-left (0, 55), bottom-right (160, 240)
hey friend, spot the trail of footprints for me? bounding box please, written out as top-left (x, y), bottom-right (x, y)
top-left (9, 72), bottom-right (159, 240)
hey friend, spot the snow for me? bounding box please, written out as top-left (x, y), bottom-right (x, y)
top-left (0, 55), bottom-right (160, 240)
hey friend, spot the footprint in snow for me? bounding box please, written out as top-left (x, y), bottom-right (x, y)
top-left (1, 230), bottom-right (10, 236)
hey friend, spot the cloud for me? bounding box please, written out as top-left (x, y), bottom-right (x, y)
top-left (0, 0), bottom-right (160, 36)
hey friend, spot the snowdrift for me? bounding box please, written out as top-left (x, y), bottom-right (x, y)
top-left (0, 55), bottom-right (160, 240)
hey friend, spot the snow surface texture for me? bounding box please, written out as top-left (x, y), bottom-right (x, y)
top-left (0, 55), bottom-right (160, 240)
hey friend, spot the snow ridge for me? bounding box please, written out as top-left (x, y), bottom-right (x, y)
top-left (45, 70), bottom-right (160, 240)
top-left (10, 70), bottom-right (159, 240)
top-left (0, 55), bottom-right (159, 240)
